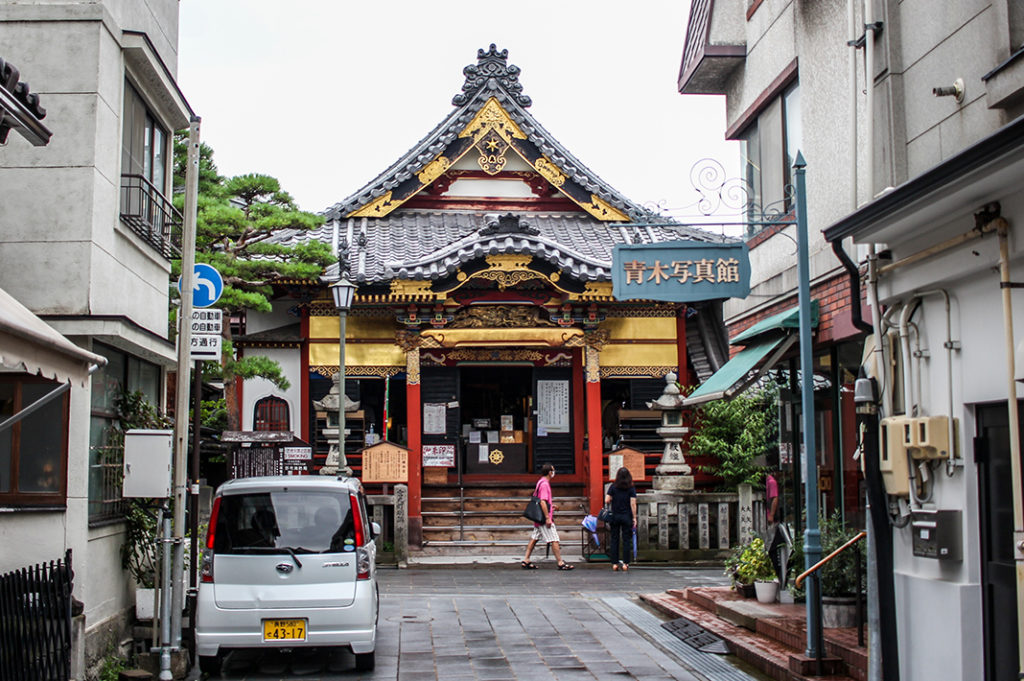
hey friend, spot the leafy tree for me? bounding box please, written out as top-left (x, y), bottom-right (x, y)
top-left (690, 385), bottom-right (777, 489)
top-left (172, 134), bottom-right (333, 429)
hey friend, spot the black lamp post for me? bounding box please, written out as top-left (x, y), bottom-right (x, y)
top-left (331, 273), bottom-right (356, 475)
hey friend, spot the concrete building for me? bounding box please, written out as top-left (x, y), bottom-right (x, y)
top-left (681, 0), bottom-right (1024, 678)
top-left (0, 0), bottom-right (191, 673)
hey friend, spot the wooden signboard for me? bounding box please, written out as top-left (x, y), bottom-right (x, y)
top-left (362, 441), bottom-right (409, 483)
top-left (606, 446), bottom-right (647, 482)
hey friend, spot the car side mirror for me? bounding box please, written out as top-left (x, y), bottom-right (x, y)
top-left (370, 521), bottom-right (381, 539)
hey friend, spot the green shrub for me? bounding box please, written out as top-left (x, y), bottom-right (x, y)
top-left (725, 536), bottom-right (777, 586)
top-left (691, 385), bottom-right (777, 489)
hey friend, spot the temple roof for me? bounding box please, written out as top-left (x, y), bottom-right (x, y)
top-left (323, 45), bottom-right (657, 223)
top-left (274, 45), bottom-right (734, 287)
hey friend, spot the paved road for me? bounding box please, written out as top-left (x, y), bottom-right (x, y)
top-left (194, 564), bottom-right (761, 681)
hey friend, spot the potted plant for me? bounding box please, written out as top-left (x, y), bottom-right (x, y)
top-left (818, 512), bottom-right (865, 627)
top-left (726, 537), bottom-right (778, 601)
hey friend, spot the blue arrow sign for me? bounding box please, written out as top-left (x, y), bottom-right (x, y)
top-left (178, 263), bottom-right (224, 308)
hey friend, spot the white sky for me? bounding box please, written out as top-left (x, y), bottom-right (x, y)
top-left (177, 1), bottom-right (739, 220)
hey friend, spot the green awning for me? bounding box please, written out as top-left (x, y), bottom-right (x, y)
top-left (730, 300), bottom-right (819, 345)
top-left (683, 335), bottom-right (798, 406)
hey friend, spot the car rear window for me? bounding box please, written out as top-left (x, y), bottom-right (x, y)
top-left (213, 490), bottom-right (356, 554)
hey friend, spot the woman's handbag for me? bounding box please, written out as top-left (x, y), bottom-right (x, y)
top-left (597, 506), bottom-right (613, 524)
top-left (523, 495), bottom-right (546, 524)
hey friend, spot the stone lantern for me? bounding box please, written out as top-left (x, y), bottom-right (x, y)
top-left (645, 372), bottom-right (694, 491)
top-left (313, 372), bottom-right (360, 476)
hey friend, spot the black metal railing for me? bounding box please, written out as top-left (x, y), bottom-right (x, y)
top-left (0, 550), bottom-right (74, 681)
top-left (119, 174), bottom-right (182, 259)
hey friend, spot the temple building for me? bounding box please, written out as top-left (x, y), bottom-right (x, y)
top-left (236, 45), bottom-right (739, 549)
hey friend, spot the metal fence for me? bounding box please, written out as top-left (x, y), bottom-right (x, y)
top-left (119, 174), bottom-right (182, 259)
top-left (0, 550), bottom-right (74, 681)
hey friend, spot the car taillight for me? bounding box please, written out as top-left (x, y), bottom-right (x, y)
top-left (350, 493), bottom-right (370, 580)
top-left (202, 497), bottom-right (221, 583)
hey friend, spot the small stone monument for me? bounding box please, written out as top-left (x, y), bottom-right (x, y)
top-left (313, 372), bottom-right (359, 476)
top-left (645, 372), bottom-right (694, 491)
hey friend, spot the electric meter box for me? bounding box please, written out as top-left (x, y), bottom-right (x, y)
top-left (911, 509), bottom-right (962, 561)
top-left (878, 417), bottom-right (911, 496)
top-left (908, 416), bottom-right (958, 460)
top-left (123, 429), bottom-right (172, 498)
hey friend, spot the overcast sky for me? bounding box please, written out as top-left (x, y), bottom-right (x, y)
top-left (177, 1), bottom-right (739, 222)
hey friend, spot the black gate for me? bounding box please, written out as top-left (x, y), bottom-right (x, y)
top-left (0, 550), bottom-right (73, 681)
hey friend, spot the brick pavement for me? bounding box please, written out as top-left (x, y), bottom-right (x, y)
top-left (191, 565), bottom-right (755, 681)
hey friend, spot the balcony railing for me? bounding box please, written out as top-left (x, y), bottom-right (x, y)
top-left (119, 174), bottom-right (182, 259)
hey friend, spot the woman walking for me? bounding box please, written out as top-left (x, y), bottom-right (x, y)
top-left (605, 467), bottom-right (637, 571)
top-left (521, 463), bottom-right (574, 570)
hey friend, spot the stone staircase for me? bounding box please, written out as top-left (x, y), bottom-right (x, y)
top-left (641, 586), bottom-right (867, 681)
top-left (418, 484), bottom-right (590, 558)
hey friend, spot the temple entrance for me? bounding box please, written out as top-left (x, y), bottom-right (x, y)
top-left (459, 365), bottom-right (532, 475)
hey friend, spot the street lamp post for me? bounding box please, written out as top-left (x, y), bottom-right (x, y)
top-left (331, 272), bottom-right (356, 476)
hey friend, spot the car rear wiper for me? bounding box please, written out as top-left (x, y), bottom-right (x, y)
top-left (230, 545), bottom-right (304, 567)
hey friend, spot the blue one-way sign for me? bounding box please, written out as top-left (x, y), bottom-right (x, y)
top-left (178, 263), bottom-right (223, 308)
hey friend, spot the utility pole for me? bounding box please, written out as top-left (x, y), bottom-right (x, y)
top-left (165, 115), bottom-right (201, 680)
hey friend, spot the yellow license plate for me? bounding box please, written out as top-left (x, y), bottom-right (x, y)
top-left (262, 619), bottom-right (307, 642)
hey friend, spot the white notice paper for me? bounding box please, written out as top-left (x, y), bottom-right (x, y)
top-left (423, 403), bottom-right (447, 434)
top-left (469, 431), bottom-right (481, 444)
top-left (537, 380), bottom-right (570, 433)
top-left (478, 444), bottom-right (489, 462)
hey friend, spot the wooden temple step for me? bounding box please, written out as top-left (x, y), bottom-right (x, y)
top-left (422, 496), bottom-right (588, 513)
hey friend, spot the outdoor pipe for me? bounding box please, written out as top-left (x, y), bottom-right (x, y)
top-left (831, 240), bottom-right (873, 335)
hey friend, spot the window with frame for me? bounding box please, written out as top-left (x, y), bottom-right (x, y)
top-left (254, 396), bottom-right (290, 432)
top-left (0, 375), bottom-right (69, 507)
top-left (739, 81), bottom-right (801, 237)
top-left (88, 343), bottom-right (161, 523)
top-left (121, 81), bottom-right (168, 194)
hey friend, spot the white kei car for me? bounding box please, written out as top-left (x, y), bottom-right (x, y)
top-left (195, 475), bottom-right (379, 675)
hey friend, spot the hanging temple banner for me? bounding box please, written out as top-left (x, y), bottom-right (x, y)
top-left (612, 240), bottom-right (750, 303)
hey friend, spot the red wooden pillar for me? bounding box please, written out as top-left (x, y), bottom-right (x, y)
top-left (572, 348), bottom-right (585, 478)
top-left (676, 305), bottom-right (689, 385)
top-left (299, 307), bottom-right (310, 442)
top-left (585, 346), bottom-right (603, 515)
top-left (405, 348), bottom-right (423, 546)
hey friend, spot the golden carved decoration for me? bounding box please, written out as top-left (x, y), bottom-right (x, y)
top-left (604, 304), bottom-right (677, 317)
top-left (488, 449), bottom-right (505, 465)
top-left (582, 194), bottom-right (630, 222)
top-left (459, 98), bottom-right (528, 144)
top-left (583, 329), bottom-right (611, 350)
top-left (417, 156), bottom-right (451, 185)
top-left (600, 366), bottom-right (675, 379)
top-left (444, 348), bottom-right (547, 362)
top-left (568, 282), bottom-right (614, 301)
top-left (485, 254), bottom-right (533, 270)
top-left (421, 328), bottom-right (583, 348)
top-left (448, 305), bottom-right (555, 329)
top-left (419, 335), bottom-right (442, 349)
top-left (534, 158), bottom-right (566, 187)
top-left (390, 279), bottom-right (435, 298)
top-left (473, 269), bottom-right (545, 289)
top-left (394, 330), bottom-right (422, 352)
top-left (585, 346), bottom-right (601, 383)
top-left (348, 191), bottom-right (395, 218)
top-left (312, 365), bottom-right (403, 378)
top-left (563, 335), bottom-right (586, 348)
top-left (407, 349), bottom-right (420, 385)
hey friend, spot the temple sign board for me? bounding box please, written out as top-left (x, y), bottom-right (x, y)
top-left (362, 441), bottom-right (409, 483)
top-left (612, 241), bottom-right (750, 303)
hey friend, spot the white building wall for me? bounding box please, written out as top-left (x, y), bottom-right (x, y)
top-left (242, 348), bottom-right (302, 434)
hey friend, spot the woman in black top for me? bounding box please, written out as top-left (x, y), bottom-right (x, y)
top-left (604, 467), bottom-right (638, 571)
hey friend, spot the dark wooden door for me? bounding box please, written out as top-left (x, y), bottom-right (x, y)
top-left (975, 402), bottom-right (1021, 681)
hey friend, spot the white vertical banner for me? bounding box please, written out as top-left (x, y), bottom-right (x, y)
top-left (537, 380), bottom-right (570, 433)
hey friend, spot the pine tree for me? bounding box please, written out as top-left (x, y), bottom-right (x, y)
top-left (172, 134), bottom-right (333, 429)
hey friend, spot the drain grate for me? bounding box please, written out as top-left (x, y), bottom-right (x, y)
top-left (662, 617), bottom-right (730, 654)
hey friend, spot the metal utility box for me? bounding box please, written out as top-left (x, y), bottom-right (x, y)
top-left (908, 416), bottom-right (958, 460)
top-left (123, 429), bottom-right (173, 498)
top-left (911, 509), bottom-right (962, 560)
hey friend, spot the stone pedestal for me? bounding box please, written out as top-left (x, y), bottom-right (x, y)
top-left (652, 474), bottom-right (694, 491)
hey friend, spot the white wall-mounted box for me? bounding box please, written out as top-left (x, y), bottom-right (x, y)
top-left (123, 429), bottom-right (173, 498)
